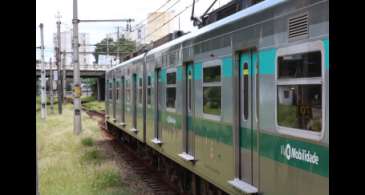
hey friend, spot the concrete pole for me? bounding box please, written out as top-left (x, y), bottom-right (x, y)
top-left (39, 23), bottom-right (47, 119)
top-left (57, 19), bottom-right (63, 114)
top-left (49, 58), bottom-right (54, 114)
top-left (73, 0), bottom-right (82, 134)
top-left (62, 50), bottom-right (66, 102)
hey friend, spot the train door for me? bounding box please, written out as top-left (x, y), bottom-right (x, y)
top-left (179, 62), bottom-right (195, 160)
top-left (230, 50), bottom-right (258, 193)
top-left (154, 68), bottom-right (163, 141)
top-left (132, 74), bottom-right (138, 131)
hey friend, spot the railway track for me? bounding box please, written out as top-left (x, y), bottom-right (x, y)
top-left (84, 109), bottom-right (180, 195)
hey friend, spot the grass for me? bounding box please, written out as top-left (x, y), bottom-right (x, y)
top-left (83, 100), bottom-right (105, 112)
top-left (36, 95), bottom-right (105, 113)
top-left (92, 169), bottom-right (121, 189)
top-left (81, 149), bottom-right (104, 164)
top-left (81, 137), bottom-right (94, 147)
top-left (81, 96), bottom-right (96, 103)
top-left (37, 99), bottom-right (131, 195)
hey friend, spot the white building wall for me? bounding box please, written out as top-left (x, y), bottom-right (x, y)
top-left (54, 30), bottom-right (95, 66)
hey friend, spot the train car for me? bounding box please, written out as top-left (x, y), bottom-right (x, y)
top-left (105, 0), bottom-right (329, 194)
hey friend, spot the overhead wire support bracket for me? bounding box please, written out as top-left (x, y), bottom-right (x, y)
top-left (79, 19), bottom-right (134, 23)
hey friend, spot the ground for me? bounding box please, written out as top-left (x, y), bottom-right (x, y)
top-left (36, 100), bottom-right (131, 195)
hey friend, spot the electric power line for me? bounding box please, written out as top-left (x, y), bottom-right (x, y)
top-left (142, 0), bottom-right (201, 44)
top-left (132, 0), bottom-right (182, 32)
top-left (132, 0), bottom-right (173, 30)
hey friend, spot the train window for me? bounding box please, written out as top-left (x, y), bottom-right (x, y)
top-left (278, 51), bottom-right (321, 79)
top-left (109, 81), bottom-right (112, 100)
top-left (125, 79), bottom-right (130, 104)
top-left (277, 50), bottom-right (323, 134)
top-left (138, 77), bottom-right (143, 105)
top-left (243, 62), bottom-right (249, 120)
top-left (277, 85), bottom-right (321, 131)
top-left (166, 72), bottom-right (176, 109)
top-left (116, 81), bottom-right (119, 100)
top-left (203, 65), bottom-right (220, 82)
top-left (167, 72), bottom-right (176, 84)
top-left (203, 65), bottom-right (221, 116)
top-left (147, 75), bottom-right (152, 105)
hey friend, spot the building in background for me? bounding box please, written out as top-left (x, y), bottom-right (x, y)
top-left (120, 11), bottom-right (177, 46)
top-left (145, 11), bottom-right (178, 43)
top-left (97, 55), bottom-right (118, 66)
top-left (53, 30), bottom-right (95, 65)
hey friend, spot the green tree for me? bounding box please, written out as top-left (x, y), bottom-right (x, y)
top-left (93, 37), bottom-right (136, 63)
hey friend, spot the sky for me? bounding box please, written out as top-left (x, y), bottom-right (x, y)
top-left (36, 0), bottom-right (230, 60)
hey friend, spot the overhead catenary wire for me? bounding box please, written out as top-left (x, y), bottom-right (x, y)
top-left (132, 0), bottom-right (174, 31)
top-left (134, 0), bottom-right (181, 30)
top-left (132, 0), bottom-right (182, 32)
top-left (142, 0), bottom-right (201, 45)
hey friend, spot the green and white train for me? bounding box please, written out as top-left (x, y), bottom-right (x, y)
top-left (105, 0), bottom-right (329, 194)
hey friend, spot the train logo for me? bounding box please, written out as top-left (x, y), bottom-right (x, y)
top-left (281, 143), bottom-right (319, 165)
top-left (166, 116), bottom-right (176, 125)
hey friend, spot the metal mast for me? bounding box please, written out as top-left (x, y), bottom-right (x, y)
top-left (39, 23), bottom-right (47, 119)
top-left (56, 12), bottom-right (63, 114)
top-left (49, 58), bottom-right (54, 114)
top-left (73, 0), bottom-right (82, 134)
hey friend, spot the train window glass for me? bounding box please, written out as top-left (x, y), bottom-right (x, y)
top-left (166, 71), bottom-right (176, 109)
top-left (147, 75), bottom-right (152, 105)
top-left (243, 62), bottom-right (249, 120)
top-left (277, 85), bottom-right (321, 132)
top-left (166, 88), bottom-right (176, 108)
top-left (116, 81), bottom-right (119, 100)
top-left (203, 65), bottom-right (221, 116)
top-left (126, 79), bottom-right (130, 104)
top-left (148, 76), bottom-right (151, 86)
top-left (167, 72), bottom-right (176, 85)
top-left (203, 66), bottom-right (220, 82)
top-left (109, 81), bottom-right (112, 100)
top-left (188, 70), bottom-right (192, 111)
top-left (277, 50), bottom-right (323, 134)
top-left (138, 77), bottom-right (142, 105)
top-left (203, 86), bottom-right (221, 115)
top-left (278, 51), bottom-right (321, 79)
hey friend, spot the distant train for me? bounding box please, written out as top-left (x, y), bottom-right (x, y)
top-left (105, 0), bottom-right (329, 194)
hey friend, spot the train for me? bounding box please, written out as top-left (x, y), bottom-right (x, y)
top-left (105, 0), bottom-right (329, 194)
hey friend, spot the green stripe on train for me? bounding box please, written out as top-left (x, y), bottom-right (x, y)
top-left (157, 112), bottom-right (328, 177)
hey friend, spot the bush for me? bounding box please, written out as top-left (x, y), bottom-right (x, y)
top-left (81, 149), bottom-right (103, 164)
top-left (81, 137), bottom-right (94, 147)
top-left (92, 169), bottom-right (121, 189)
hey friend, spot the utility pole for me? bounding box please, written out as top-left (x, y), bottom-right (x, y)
top-left (49, 58), bottom-right (54, 114)
top-left (39, 23), bottom-right (47, 119)
top-left (56, 12), bottom-right (63, 114)
top-left (71, 0), bottom-right (134, 134)
top-left (73, 0), bottom-right (82, 135)
top-left (62, 50), bottom-right (66, 102)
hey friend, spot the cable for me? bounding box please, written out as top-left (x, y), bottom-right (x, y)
top-left (132, 0), bottom-right (173, 30)
top-left (143, 0), bottom-right (201, 43)
top-left (132, 0), bottom-right (181, 32)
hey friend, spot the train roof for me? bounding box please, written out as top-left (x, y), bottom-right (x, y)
top-left (107, 0), bottom-right (286, 72)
